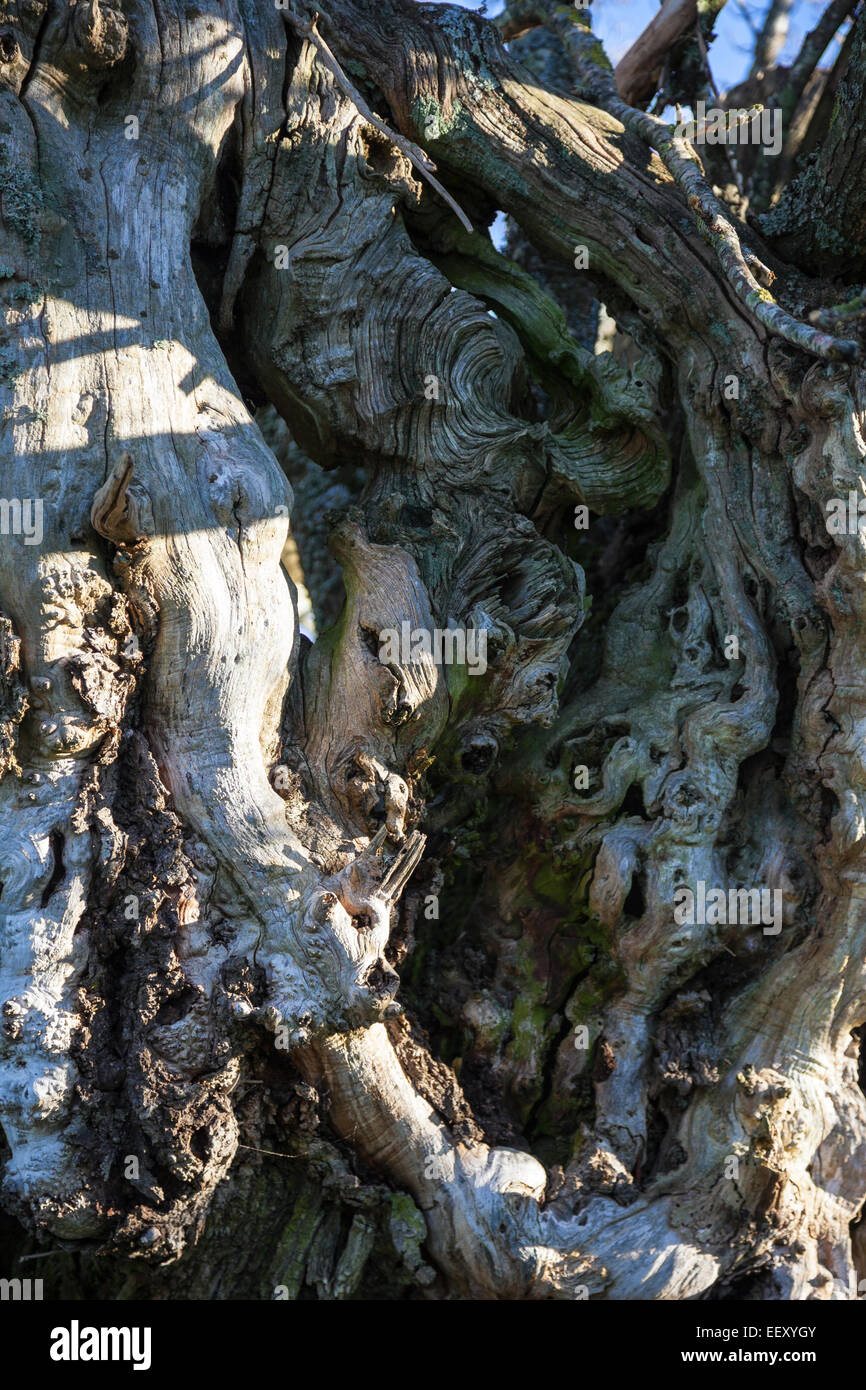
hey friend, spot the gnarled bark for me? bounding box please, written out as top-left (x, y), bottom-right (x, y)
top-left (1, 0), bottom-right (866, 1303)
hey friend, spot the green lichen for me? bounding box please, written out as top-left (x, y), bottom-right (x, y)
top-left (747, 286), bottom-right (775, 307)
top-left (0, 145), bottom-right (42, 248)
top-left (0, 347), bottom-right (21, 385)
top-left (507, 984), bottom-right (550, 1070)
top-left (387, 1191), bottom-right (428, 1276)
top-left (410, 94), bottom-right (466, 144)
top-left (581, 37), bottom-right (612, 73)
top-left (342, 58), bottom-right (370, 82)
top-left (270, 1182), bottom-right (324, 1300)
top-left (11, 281), bottom-right (40, 304)
top-left (331, 1212), bottom-right (377, 1299)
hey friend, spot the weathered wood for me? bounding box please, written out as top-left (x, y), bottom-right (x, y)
top-left (0, 0), bottom-right (865, 1301)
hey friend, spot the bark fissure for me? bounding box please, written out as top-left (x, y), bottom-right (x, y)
top-left (1, 0), bottom-right (866, 1302)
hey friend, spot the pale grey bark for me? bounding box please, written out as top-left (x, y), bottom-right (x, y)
top-left (1, 0), bottom-right (866, 1301)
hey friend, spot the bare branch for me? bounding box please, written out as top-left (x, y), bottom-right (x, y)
top-left (750, 0), bottom-right (796, 76)
top-left (614, 0), bottom-right (697, 106)
top-left (733, 0), bottom-right (761, 40)
top-left (547, 7), bottom-right (859, 361)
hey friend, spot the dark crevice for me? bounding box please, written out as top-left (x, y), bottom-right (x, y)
top-left (154, 988), bottom-right (198, 1028)
top-left (854, 1025), bottom-right (866, 1096)
top-left (0, 31), bottom-right (19, 65)
top-left (623, 872), bottom-right (646, 919)
top-left (525, 1005), bottom-right (579, 1146)
top-left (620, 782), bottom-right (645, 821)
top-left (39, 829), bottom-right (65, 908)
top-left (18, 0), bottom-right (52, 106)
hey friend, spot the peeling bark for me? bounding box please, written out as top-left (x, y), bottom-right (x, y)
top-left (2, 0), bottom-right (866, 1303)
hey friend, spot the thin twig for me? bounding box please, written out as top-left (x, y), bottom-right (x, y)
top-left (237, 1143), bottom-right (303, 1159)
top-left (541, 7), bottom-right (858, 362)
top-left (749, 0), bottom-right (795, 76)
top-left (694, 16), bottom-right (744, 194)
top-left (285, 9), bottom-right (474, 233)
top-left (809, 289), bottom-right (866, 329)
top-left (694, 17), bottom-right (720, 98)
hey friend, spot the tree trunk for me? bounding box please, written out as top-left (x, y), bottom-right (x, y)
top-left (2, 0), bottom-right (866, 1303)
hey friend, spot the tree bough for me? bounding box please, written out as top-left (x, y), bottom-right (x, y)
top-left (1, 0), bottom-right (866, 1302)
